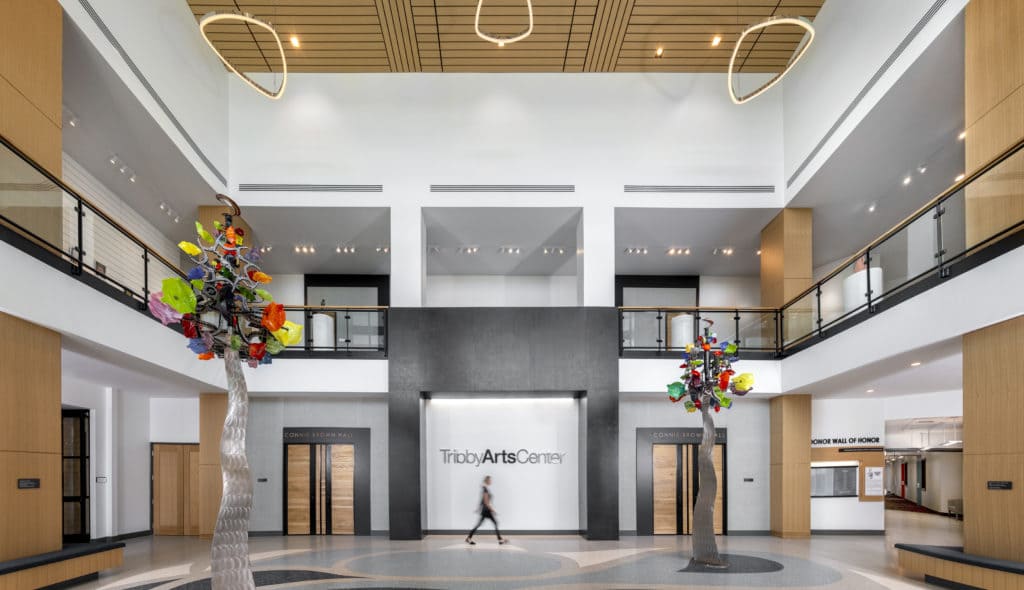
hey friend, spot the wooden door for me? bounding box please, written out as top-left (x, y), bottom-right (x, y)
top-left (712, 445), bottom-right (724, 535)
top-left (331, 444), bottom-right (355, 534)
top-left (184, 446), bottom-right (200, 535)
top-left (153, 444), bottom-right (184, 535)
top-left (287, 444), bottom-right (311, 534)
top-left (653, 444), bottom-right (678, 534)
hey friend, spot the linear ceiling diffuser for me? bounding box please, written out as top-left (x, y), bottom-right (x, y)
top-left (475, 0), bottom-right (534, 47)
top-left (200, 12), bottom-right (288, 100)
top-left (728, 16), bottom-right (815, 105)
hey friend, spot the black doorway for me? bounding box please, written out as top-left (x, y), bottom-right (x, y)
top-left (61, 408), bottom-right (90, 543)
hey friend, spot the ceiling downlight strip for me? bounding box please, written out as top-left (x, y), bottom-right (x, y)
top-left (475, 0), bottom-right (534, 47)
top-left (728, 16), bottom-right (815, 105)
top-left (199, 12), bottom-right (288, 100)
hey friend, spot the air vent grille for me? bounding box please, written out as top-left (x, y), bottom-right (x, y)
top-left (624, 185), bottom-right (775, 193)
top-left (430, 184), bottom-right (575, 192)
top-left (238, 184), bottom-right (383, 192)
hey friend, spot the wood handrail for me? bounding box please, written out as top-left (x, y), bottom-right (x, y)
top-left (617, 306), bottom-right (776, 312)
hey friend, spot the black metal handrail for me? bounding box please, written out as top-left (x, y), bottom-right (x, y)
top-left (618, 306), bottom-right (779, 357)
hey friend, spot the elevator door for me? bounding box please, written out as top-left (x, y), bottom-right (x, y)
top-left (652, 443), bottom-right (725, 535)
top-left (286, 443), bottom-right (355, 535)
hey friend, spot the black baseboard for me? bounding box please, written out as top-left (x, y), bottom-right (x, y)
top-left (111, 530), bottom-right (152, 542)
top-left (811, 529), bottom-right (886, 535)
top-left (924, 574), bottom-right (984, 590)
top-left (40, 572), bottom-right (98, 590)
top-left (249, 531), bottom-right (283, 537)
top-left (371, 530), bottom-right (390, 536)
top-left (728, 530), bottom-right (772, 536)
top-left (426, 529), bottom-right (583, 536)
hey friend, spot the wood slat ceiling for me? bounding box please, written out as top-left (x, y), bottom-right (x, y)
top-left (187, 0), bottom-right (824, 73)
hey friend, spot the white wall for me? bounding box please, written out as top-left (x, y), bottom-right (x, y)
top-left (60, 0), bottom-right (229, 190)
top-left (618, 395), bottom-right (770, 533)
top-left (114, 390), bottom-right (151, 534)
top-left (246, 395), bottom-right (389, 532)
top-left (782, 0), bottom-right (969, 198)
top-left (425, 275), bottom-right (577, 307)
top-left (620, 358), bottom-right (781, 396)
top-left (810, 398), bottom-right (885, 531)
top-left (425, 398), bottom-right (580, 531)
top-left (149, 397), bottom-right (199, 443)
top-left (229, 73), bottom-right (784, 307)
top-left (698, 276), bottom-right (761, 308)
top-left (918, 452), bottom-right (962, 513)
top-left (244, 359), bottom-right (387, 394)
top-left (884, 390), bottom-right (962, 421)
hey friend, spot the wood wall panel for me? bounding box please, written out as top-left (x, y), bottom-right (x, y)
top-left (188, 0), bottom-right (821, 73)
top-left (963, 315), bottom-right (1024, 562)
top-left (153, 444), bottom-right (185, 536)
top-left (897, 549), bottom-right (1024, 590)
top-left (0, 313), bottom-right (61, 561)
top-left (770, 394), bottom-right (810, 538)
top-left (0, 547), bottom-right (123, 590)
top-left (0, 0), bottom-right (62, 177)
top-left (287, 444), bottom-right (311, 535)
top-left (810, 447), bottom-right (885, 503)
top-left (652, 444), bottom-right (677, 534)
top-left (964, 0), bottom-right (1024, 250)
top-left (331, 444), bottom-right (355, 535)
top-left (185, 445), bottom-right (200, 535)
top-left (199, 393), bottom-right (226, 537)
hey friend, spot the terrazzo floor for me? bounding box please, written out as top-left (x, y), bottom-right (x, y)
top-left (71, 510), bottom-right (962, 590)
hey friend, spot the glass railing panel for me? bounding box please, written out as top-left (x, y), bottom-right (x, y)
top-left (938, 186), bottom-right (967, 263)
top-left (0, 144), bottom-right (69, 257)
top-left (80, 201), bottom-right (146, 302)
top-left (818, 258), bottom-right (860, 330)
top-left (963, 145), bottom-right (1024, 251)
top-left (621, 309), bottom-right (665, 352)
top-left (871, 207), bottom-right (938, 300)
top-left (782, 289), bottom-right (816, 347)
top-left (736, 310), bottom-right (777, 352)
top-left (302, 307), bottom-right (387, 353)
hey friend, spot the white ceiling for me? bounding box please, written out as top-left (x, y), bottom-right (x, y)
top-left (241, 206), bottom-right (390, 274)
top-left (791, 14), bottom-right (965, 268)
top-left (424, 207), bottom-right (579, 276)
top-left (61, 16), bottom-right (215, 247)
top-left (615, 207), bottom-right (780, 276)
top-left (800, 337), bottom-right (962, 400)
top-left (62, 335), bottom-right (213, 396)
top-left (886, 416), bottom-right (962, 450)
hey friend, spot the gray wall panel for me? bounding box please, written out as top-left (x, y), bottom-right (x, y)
top-left (388, 307), bottom-right (619, 540)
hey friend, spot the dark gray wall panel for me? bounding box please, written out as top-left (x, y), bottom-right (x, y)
top-left (388, 307), bottom-right (619, 540)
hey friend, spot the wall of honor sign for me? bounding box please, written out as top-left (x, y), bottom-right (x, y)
top-left (811, 436), bottom-right (882, 447)
top-left (425, 397), bottom-right (580, 531)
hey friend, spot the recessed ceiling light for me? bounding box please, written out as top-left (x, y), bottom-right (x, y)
top-left (756, 249), bottom-right (762, 256)
top-left (868, 203), bottom-right (877, 213)
top-left (917, 165), bottom-right (927, 174)
top-left (336, 246), bottom-right (342, 253)
top-left (108, 155), bottom-right (118, 166)
top-left (290, 35), bottom-right (300, 48)
top-left (866, 389), bottom-right (875, 393)
top-left (294, 246), bottom-right (300, 253)
top-left (667, 248), bottom-right (676, 255)
top-left (310, 246), bottom-right (316, 253)
top-left (655, 46), bottom-right (664, 58)
top-left (958, 130), bottom-right (967, 141)
top-left (159, 202), bottom-right (166, 211)
top-left (902, 176), bottom-right (912, 186)
top-left (173, 216), bottom-right (180, 223)
top-left (711, 35), bottom-right (722, 47)
top-left (683, 248), bottom-right (690, 255)
top-left (910, 361), bottom-right (921, 367)
top-left (129, 174), bottom-right (137, 183)
top-left (955, 173), bottom-right (965, 182)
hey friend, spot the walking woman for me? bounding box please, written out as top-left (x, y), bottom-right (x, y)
top-left (465, 475), bottom-right (508, 545)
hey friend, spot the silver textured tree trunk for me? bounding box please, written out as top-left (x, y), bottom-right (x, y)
top-left (210, 349), bottom-right (255, 590)
top-left (692, 403), bottom-right (727, 567)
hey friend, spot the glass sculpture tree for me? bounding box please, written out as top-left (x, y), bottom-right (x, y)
top-left (666, 319), bottom-right (754, 568)
top-left (148, 195), bottom-right (301, 590)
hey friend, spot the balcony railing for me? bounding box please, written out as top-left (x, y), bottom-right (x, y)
top-left (619, 306), bottom-right (779, 358)
top-left (0, 134), bottom-right (388, 357)
top-left (621, 134), bottom-right (1024, 358)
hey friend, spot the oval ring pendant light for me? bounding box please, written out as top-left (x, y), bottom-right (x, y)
top-left (475, 0), bottom-right (534, 47)
top-left (200, 12), bottom-right (288, 100)
top-left (727, 15), bottom-right (814, 105)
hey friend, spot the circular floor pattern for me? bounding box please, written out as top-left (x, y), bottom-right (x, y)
top-left (345, 549), bottom-right (565, 578)
top-left (679, 553), bottom-right (785, 574)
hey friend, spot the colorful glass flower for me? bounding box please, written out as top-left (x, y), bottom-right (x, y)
top-left (160, 277), bottom-right (197, 314)
top-left (178, 241), bottom-right (202, 257)
top-left (148, 292), bottom-right (182, 325)
top-left (261, 303), bottom-right (285, 332)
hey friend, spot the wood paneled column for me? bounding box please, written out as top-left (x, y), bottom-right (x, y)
top-left (770, 394), bottom-right (811, 538)
top-left (198, 393), bottom-right (226, 537)
top-left (962, 316), bottom-right (1024, 562)
top-left (760, 208), bottom-right (813, 342)
top-left (964, 0), bottom-right (1024, 248)
top-left (0, 313), bottom-right (62, 560)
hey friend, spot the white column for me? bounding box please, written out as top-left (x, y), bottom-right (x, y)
top-left (580, 204), bottom-right (616, 307)
top-left (390, 203), bottom-right (424, 307)
top-left (94, 387), bottom-right (114, 539)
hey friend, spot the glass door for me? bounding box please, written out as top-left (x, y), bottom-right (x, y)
top-left (62, 409), bottom-right (90, 543)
